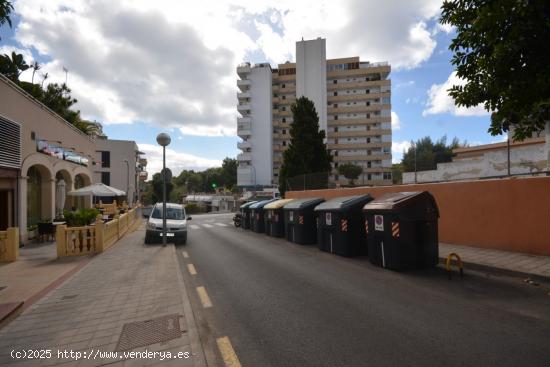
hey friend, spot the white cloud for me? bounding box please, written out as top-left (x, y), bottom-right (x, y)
top-left (391, 111), bottom-right (401, 130)
top-left (138, 143), bottom-right (222, 177)
top-left (391, 140), bottom-right (412, 163)
top-left (9, 0), bottom-right (446, 140)
top-left (423, 71), bottom-right (489, 117)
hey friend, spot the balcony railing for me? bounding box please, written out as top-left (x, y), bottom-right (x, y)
top-left (237, 153), bottom-right (252, 162)
top-left (237, 141), bottom-right (252, 150)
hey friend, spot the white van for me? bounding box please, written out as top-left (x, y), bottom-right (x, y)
top-left (145, 203), bottom-right (191, 245)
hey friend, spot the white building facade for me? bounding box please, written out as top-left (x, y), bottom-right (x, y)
top-left (93, 139), bottom-right (147, 205)
top-left (237, 38), bottom-right (392, 188)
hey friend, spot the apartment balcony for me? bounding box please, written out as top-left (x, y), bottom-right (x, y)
top-left (237, 141), bottom-right (252, 150)
top-left (237, 103), bottom-right (251, 113)
top-left (139, 171), bottom-right (148, 181)
top-left (237, 79), bottom-right (251, 91)
top-left (237, 152), bottom-right (252, 162)
top-left (237, 63), bottom-right (251, 78)
top-left (237, 121), bottom-right (252, 138)
top-left (237, 91), bottom-right (251, 100)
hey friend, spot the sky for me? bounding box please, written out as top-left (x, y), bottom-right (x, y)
top-left (0, 0), bottom-right (505, 177)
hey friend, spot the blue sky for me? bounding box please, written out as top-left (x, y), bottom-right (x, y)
top-left (1, 0), bottom-right (503, 175)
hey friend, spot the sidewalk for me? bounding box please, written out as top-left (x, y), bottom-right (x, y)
top-left (439, 243), bottom-right (550, 281)
top-left (0, 224), bottom-right (206, 367)
top-left (0, 241), bottom-right (91, 323)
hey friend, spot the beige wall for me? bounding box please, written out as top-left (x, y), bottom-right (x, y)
top-left (0, 76), bottom-right (96, 242)
top-left (286, 176), bottom-right (550, 256)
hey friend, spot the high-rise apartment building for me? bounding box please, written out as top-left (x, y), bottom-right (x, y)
top-left (237, 38), bottom-right (392, 188)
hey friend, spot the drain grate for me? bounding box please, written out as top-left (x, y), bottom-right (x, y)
top-left (61, 294), bottom-right (78, 300)
top-left (115, 314), bottom-right (182, 352)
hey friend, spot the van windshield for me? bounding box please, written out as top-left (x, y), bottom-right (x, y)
top-left (151, 207), bottom-right (185, 220)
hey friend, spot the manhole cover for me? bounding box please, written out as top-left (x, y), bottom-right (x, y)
top-left (61, 295), bottom-right (78, 300)
top-left (115, 314), bottom-right (182, 352)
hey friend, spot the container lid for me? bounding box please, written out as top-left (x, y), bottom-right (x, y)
top-left (283, 197), bottom-right (325, 210)
top-left (264, 198), bottom-right (295, 210)
top-left (314, 194), bottom-right (373, 212)
top-left (249, 198), bottom-right (278, 209)
top-left (240, 201), bottom-right (258, 209)
top-left (363, 191), bottom-right (437, 212)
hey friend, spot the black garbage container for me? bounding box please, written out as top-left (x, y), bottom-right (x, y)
top-left (314, 195), bottom-right (373, 257)
top-left (283, 197), bottom-right (325, 245)
top-left (239, 201), bottom-right (257, 230)
top-left (250, 199), bottom-right (277, 233)
top-left (264, 199), bottom-right (295, 237)
top-left (363, 191), bottom-right (439, 270)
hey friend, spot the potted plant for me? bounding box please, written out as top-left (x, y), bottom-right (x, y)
top-left (27, 224), bottom-right (38, 239)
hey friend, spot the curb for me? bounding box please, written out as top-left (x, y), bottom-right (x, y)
top-left (438, 257), bottom-right (550, 284)
top-left (172, 245), bottom-right (208, 367)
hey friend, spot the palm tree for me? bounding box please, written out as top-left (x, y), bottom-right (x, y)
top-left (31, 61), bottom-right (41, 84)
top-left (0, 52), bottom-right (29, 82)
top-left (0, 1), bottom-right (14, 39)
top-left (41, 72), bottom-right (49, 88)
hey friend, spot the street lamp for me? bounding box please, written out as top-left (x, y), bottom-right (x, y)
top-left (156, 133), bottom-right (171, 247)
top-left (123, 159), bottom-right (130, 204)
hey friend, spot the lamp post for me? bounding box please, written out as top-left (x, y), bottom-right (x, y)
top-left (123, 159), bottom-right (130, 203)
top-left (156, 133), bottom-right (171, 247)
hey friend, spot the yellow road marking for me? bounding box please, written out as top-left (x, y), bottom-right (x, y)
top-left (182, 251), bottom-right (189, 258)
top-left (216, 336), bottom-right (241, 367)
top-left (196, 286), bottom-right (212, 308)
top-left (187, 264), bottom-right (197, 275)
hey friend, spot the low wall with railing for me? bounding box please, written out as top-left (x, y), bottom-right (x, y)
top-left (0, 227), bottom-right (19, 262)
top-left (56, 206), bottom-right (141, 258)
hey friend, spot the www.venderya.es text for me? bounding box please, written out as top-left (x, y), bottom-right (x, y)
top-left (10, 349), bottom-right (190, 361)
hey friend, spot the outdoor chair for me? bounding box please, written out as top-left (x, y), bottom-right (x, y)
top-left (37, 222), bottom-right (55, 242)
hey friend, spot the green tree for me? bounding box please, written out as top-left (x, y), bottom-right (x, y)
top-left (0, 0), bottom-right (14, 38)
top-left (279, 96), bottom-right (332, 194)
top-left (391, 164), bottom-right (403, 185)
top-left (402, 136), bottom-right (462, 172)
top-left (337, 163), bottom-right (363, 186)
top-left (221, 157), bottom-right (237, 190)
top-left (0, 52), bottom-right (29, 82)
top-left (440, 0), bottom-right (550, 141)
top-left (151, 171), bottom-right (173, 203)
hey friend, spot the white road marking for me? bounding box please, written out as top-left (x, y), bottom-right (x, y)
top-left (182, 251), bottom-right (189, 258)
top-left (190, 224), bottom-right (200, 230)
top-left (202, 224), bottom-right (214, 228)
top-left (215, 223), bottom-right (228, 227)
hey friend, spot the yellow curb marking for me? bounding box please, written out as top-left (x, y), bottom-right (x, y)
top-left (196, 286), bottom-right (212, 308)
top-left (216, 336), bottom-right (241, 367)
top-left (187, 264), bottom-right (197, 275)
top-left (182, 251), bottom-right (189, 258)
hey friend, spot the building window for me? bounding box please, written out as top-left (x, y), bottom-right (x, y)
top-left (367, 161), bottom-right (372, 168)
top-left (282, 84), bottom-right (286, 88)
top-left (366, 89), bottom-right (370, 94)
top-left (368, 174), bottom-right (372, 181)
top-left (335, 162), bottom-right (339, 168)
top-left (367, 113), bottom-right (371, 119)
top-left (282, 95), bottom-right (286, 100)
top-left (100, 151), bottom-right (110, 168)
top-left (282, 107), bottom-right (286, 111)
top-left (282, 129), bottom-right (286, 135)
top-left (334, 115), bottom-right (338, 120)
top-left (367, 138), bottom-right (371, 143)
top-left (282, 118), bottom-right (286, 123)
top-left (101, 172), bottom-right (110, 186)
top-left (366, 101), bottom-right (370, 106)
top-left (334, 127), bottom-right (338, 132)
top-left (334, 174), bottom-right (339, 180)
top-left (333, 104), bottom-right (338, 108)
top-left (334, 151), bottom-right (338, 156)
top-left (283, 141), bottom-right (287, 146)
top-left (333, 91), bottom-right (337, 96)
top-left (333, 80), bottom-right (337, 84)
top-left (383, 172), bottom-right (392, 180)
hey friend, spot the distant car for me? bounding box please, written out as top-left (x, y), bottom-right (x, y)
top-left (145, 203), bottom-right (192, 245)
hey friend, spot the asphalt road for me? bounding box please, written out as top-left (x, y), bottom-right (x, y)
top-left (176, 213), bottom-right (550, 367)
